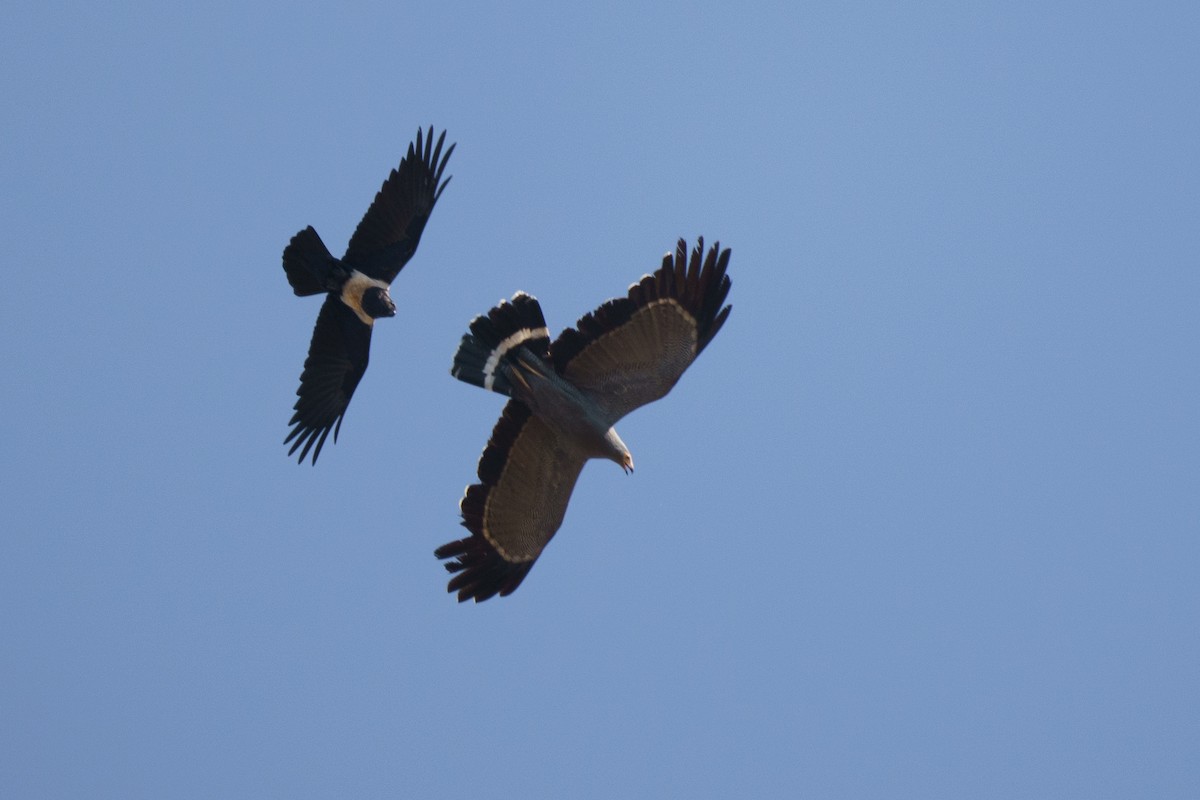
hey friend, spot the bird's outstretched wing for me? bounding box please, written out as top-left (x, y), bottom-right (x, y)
top-left (343, 126), bottom-right (455, 283)
top-left (435, 401), bottom-right (589, 602)
top-left (549, 238), bottom-right (732, 424)
top-left (284, 296), bottom-right (373, 464)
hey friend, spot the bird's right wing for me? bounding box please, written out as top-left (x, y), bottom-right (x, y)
top-left (342, 126), bottom-right (454, 283)
top-left (549, 238), bottom-right (732, 425)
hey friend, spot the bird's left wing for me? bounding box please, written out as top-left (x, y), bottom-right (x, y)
top-left (436, 401), bottom-right (588, 602)
top-left (343, 126), bottom-right (455, 283)
top-left (285, 295), bottom-right (373, 464)
top-left (549, 238), bottom-right (732, 424)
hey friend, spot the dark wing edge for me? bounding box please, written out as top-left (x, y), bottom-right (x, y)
top-left (435, 402), bottom-right (537, 602)
top-left (342, 126), bottom-right (456, 280)
top-left (436, 401), bottom-right (586, 603)
top-left (284, 296), bottom-right (372, 465)
top-left (550, 237), bottom-right (732, 375)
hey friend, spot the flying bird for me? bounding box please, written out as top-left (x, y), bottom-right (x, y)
top-left (281, 127), bottom-right (454, 464)
top-left (436, 238), bottom-right (732, 602)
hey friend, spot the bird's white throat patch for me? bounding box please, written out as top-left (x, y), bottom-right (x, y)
top-left (340, 271), bottom-right (391, 326)
top-left (484, 327), bottom-right (550, 392)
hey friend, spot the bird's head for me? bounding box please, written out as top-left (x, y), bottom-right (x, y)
top-left (604, 428), bottom-right (634, 474)
top-left (361, 286), bottom-right (396, 319)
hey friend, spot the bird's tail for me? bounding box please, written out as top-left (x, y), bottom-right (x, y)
top-left (451, 292), bottom-right (551, 396)
top-left (282, 226), bottom-right (337, 296)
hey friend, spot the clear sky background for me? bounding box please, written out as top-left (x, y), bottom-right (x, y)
top-left (2, 2), bottom-right (1197, 797)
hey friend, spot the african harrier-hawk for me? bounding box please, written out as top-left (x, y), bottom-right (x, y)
top-left (436, 238), bottom-right (732, 601)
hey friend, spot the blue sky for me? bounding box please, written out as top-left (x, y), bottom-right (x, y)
top-left (2, 2), bottom-right (1197, 797)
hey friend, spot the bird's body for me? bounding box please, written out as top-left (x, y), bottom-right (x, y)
top-left (281, 126), bottom-right (454, 464)
top-left (437, 238), bottom-right (732, 601)
top-left (494, 344), bottom-right (633, 468)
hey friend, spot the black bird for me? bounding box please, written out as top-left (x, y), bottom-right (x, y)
top-left (281, 127), bottom-right (454, 464)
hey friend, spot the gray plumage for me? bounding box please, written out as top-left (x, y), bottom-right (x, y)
top-left (436, 238), bottom-right (732, 602)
